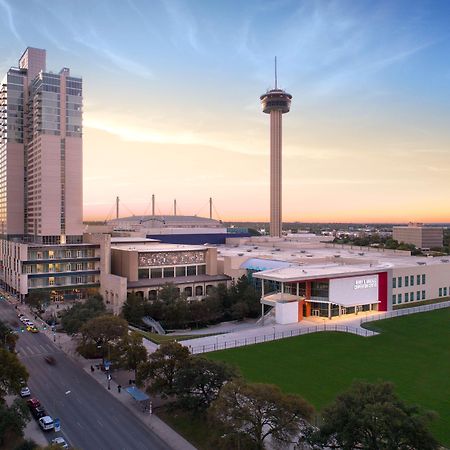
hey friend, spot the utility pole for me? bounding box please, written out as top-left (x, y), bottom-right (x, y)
top-left (174, 199), bottom-right (177, 216)
top-left (116, 196), bottom-right (119, 219)
top-left (209, 197), bottom-right (212, 220)
top-left (152, 194), bottom-right (155, 216)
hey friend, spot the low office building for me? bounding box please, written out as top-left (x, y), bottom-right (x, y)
top-left (217, 236), bottom-right (450, 325)
top-left (102, 237), bottom-right (230, 314)
top-left (393, 223), bottom-right (444, 249)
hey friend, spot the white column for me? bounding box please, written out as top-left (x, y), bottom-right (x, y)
top-left (270, 110), bottom-right (282, 237)
top-left (328, 302), bottom-right (331, 319)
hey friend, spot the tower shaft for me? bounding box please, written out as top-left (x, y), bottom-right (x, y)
top-left (270, 110), bottom-right (282, 237)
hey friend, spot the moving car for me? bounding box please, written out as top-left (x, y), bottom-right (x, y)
top-left (28, 326), bottom-right (39, 333)
top-left (51, 437), bottom-right (69, 449)
top-left (31, 405), bottom-right (46, 419)
top-left (44, 355), bottom-right (56, 365)
top-left (38, 415), bottom-right (54, 431)
top-left (20, 386), bottom-right (31, 397)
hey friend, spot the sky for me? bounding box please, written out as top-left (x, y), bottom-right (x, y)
top-left (1, 0), bottom-right (450, 223)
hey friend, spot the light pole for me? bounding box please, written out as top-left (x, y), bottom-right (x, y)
top-left (272, 326), bottom-right (276, 340)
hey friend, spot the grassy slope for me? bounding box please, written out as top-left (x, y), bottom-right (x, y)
top-left (209, 309), bottom-right (450, 446)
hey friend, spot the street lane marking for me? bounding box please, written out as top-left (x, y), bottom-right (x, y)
top-left (39, 345), bottom-right (47, 353)
top-left (97, 419), bottom-right (104, 427)
top-left (26, 346), bottom-right (35, 355)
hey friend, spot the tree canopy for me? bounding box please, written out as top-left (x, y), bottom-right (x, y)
top-left (313, 381), bottom-right (439, 450)
top-left (0, 349), bottom-right (28, 402)
top-left (209, 380), bottom-right (314, 450)
top-left (61, 295), bottom-right (106, 334)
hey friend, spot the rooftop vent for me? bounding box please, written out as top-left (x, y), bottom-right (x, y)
top-left (238, 253), bottom-right (244, 256)
top-left (306, 254), bottom-right (313, 257)
top-left (246, 249), bottom-right (252, 252)
top-left (275, 248), bottom-right (281, 251)
top-left (300, 250), bottom-right (306, 253)
top-left (358, 252), bottom-right (365, 256)
top-left (441, 259), bottom-right (449, 263)
top-left (253, 246), bottom-right (259, 249)
top-left (417, 261), bottom-right (426, 265)
top-left (334, 254), bottom-right (341, 258)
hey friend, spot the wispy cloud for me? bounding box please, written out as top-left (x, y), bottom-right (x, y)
top-left (0, 0), bottom-right (21, 42)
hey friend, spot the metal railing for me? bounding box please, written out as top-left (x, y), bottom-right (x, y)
top-left (360, 300), bottom-right (450, 326)
top-left (189, 324), bottom-right (377, 354)
top-left (141, 316), bottom-right (166, 335)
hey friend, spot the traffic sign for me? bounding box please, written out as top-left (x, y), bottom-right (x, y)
top-left (54, 418), bottom-right (61, 432)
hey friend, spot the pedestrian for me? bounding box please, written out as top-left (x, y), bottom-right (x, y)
top-left (90, 365), bottom-right (94, 373)
top-left (117, 384), bottom-right (121, 393)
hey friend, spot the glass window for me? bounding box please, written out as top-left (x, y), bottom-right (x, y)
top-left (405, 292), bottom-right (409, 302)
top-left (392, 278), bottom-right (396, 288)
top-left (398, 277), bottom-right (402, 288)
top-left (422, 290), bottom-right (425, 300)
top-left (392, 294), bottom-right (396, 305)
top-left (150, 268), bottom-right (162, 279)
top-left (416, 291), bottom-right (420, 301)
top-left (187, 266), bottom-right (196, 276)
top-left (417, 274), bottom-right (421, 285)
top-left (422, 274), bottom-right (426, 284)
top-left (405, 276), bottom-right (409, 287)
top-left (163, 267), bottom-right (174, 278)
top-left (439, 287), bottom-right (442, 297)
top-left (138, 269), bottom-right (149, 279)
top-left (398, 293), bottom-right (402, 304)
top-left (410, 275), bottom-right (414, 286)
top-left (176, 266), bottom-right (186, 277)
top-left (197, 265), bottom-right (206, 275)
top-left (444, 287), bottom-right (448, 297)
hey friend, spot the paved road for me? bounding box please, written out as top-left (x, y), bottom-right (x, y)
top-left (0, 300), bottom-right (172, 450)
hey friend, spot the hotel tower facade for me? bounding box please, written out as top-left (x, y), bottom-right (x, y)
top-left (0, 48), bottom-right (101, 301)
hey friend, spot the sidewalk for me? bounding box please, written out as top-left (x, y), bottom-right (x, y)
top-left (84, 365), bottom-right (196, 450)
top-left (5, 294), bottom-right (196, 450)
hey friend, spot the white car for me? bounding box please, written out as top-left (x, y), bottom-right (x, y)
top-left (51, 437), bottom-right (69, 448)
top-left (38, 415), bottom-right (54, 431)
top-left (20, 316), bottom-right (28, 323)
top-left (20, 386), bottom-right (31, 397)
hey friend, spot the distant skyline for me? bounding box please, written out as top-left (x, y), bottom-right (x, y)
top-left (1, 0), bottom-right (450, 223)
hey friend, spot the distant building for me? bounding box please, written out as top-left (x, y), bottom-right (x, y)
top-left (393, 223), bottom-right (443, 249)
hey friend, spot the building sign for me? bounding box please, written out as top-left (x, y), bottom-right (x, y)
top-left (353, 277), bottom-right (377, 290)
top-left (138, 250), bottom-right (206, 267)
top-left (329, 275), bottom-right (379, 306)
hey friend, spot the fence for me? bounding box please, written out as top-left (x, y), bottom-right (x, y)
top-left (360, 300), bottom-right (450, 326)
top-left (190, 300), bottom-right (450, 355)
top-left (190, 324), bottom-right (377, 354)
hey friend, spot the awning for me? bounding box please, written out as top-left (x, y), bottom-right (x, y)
top-left (126, 386), bottom-right (150, 402)
top-left (331, 298), bottom-right (380, 307)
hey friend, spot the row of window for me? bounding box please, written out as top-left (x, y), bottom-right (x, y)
top-left (138, 264), bottom-right (206, 280)
top-left (438, 287), bottom-right (450, 297)
top-left (392, 274), bottom-right (426, 289)
top-left (392, 291), bottom-right (426, 304)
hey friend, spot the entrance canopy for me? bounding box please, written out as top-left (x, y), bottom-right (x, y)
top-left (331, 297), bottom-right (380, 307)
top-left (126, 386), bottom-right (149, 402)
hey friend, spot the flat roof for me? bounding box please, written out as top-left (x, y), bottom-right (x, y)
top-left (111, 237), bottom-right (160, 243)
top-left (112, 243), bottom-right (209, 253)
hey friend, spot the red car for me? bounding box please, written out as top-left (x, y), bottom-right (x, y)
top-left (27, 398), bottom-right (40, 409)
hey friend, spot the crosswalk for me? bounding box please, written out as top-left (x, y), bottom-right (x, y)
top-left (17, 342), bottom-right (59, 358)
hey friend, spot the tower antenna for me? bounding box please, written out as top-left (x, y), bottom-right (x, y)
top-left (274, 56), bottom-right (277, 89)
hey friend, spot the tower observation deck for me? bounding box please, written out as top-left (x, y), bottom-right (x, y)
top-left (260, 59), bottom-right (292, 238)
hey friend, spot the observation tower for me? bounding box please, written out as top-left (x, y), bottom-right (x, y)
top-left (260, 57), bottom-right (292, 237)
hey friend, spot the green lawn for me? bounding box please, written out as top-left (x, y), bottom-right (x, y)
top-left (209, 308), bottom-right (450, 446)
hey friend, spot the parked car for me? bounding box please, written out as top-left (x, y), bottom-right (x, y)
top-left (38, 416), bottom-right (54, 431)
top-left (27, 398), bottom-right (40, 409)
top-left (29, 326), bottom-right (39, 333)
top-left (20, 386), bottom-right (31, 397)
top-left (31, 405), bottom-right (46, 419)
top-left (51, 437), bottom-right (69, 449)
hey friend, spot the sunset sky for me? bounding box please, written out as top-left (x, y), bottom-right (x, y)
top-left (1, 0), bottom-right (450, 223)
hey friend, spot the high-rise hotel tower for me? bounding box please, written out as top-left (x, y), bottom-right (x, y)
top-left (0, 48), bottom-right (102, 302)
top-left (260, 59), bottom-right (292, 237)
top-left (0, 47), bottom-right (83, 242)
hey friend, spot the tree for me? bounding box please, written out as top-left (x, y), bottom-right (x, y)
top-left (209, 380), bottom-right (314, 450)
top-left (25, 291), bottom-right (47, 310)
top-left (0, 320), bottom-right (18, 352)
top-left (137, 341), bottom-right (190, 398)
top-left (121, 293), bottom-right (146, 325)
top-left (174, 357), bottom-right (239, 411)
top-left (0, 349), bottom-right (28, 401)
top-left (158, 283), bottom-right (181, 304)
top-left (79, 315), bottom-right (128, 360)
top-left (0, 398), bottom-right (30, 446)
top-left (61, 296), bottom-right (105, 335)
top-left (112, 332), bottom-right (147, 379)
top-left (313, 381), bottom-right (439, 450)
